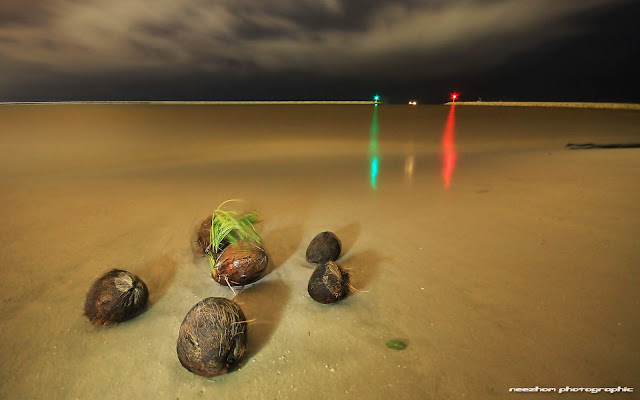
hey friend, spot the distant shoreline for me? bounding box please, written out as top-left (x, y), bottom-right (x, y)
top-left (0, 100), bottom-right (378, 106)
top-left (444, 101), bottom-right (640, 110)
top-left (3, 101), bottom-right (638, 109)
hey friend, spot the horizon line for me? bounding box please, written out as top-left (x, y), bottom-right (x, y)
top-left (0, 100), bottom-right (380, 105)
top-left (2, 100), bottom-right (638, 109)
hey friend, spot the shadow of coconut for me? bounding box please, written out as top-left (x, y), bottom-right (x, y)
top-left (190, 252), bottom-right (208, 273)
top-left (262, 224), bottom-right (304, 275)
top-left (189, 215), bottom-right (211, 265)
top-left (339, 249), bottom-right (381, 291)
top-left (136, 255), bottom-right (178, 306)
top-left (236, 279), bottom-right (290, 361)
top-left (333, 223), bottom-right (361, 260)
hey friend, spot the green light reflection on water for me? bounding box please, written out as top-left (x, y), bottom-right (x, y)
top-left (369, 104), bottom-right (379, 189)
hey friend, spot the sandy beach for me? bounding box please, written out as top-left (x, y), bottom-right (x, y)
top-left (0, 104), bottom-right (638, 399)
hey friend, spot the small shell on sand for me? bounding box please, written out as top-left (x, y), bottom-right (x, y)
top-left (84, 269), bottom-right (149, 325)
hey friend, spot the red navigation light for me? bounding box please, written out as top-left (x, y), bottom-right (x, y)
top-left (451, 92), bottom-right (459, 102)
top-left (441, 104), bottom-right (457, 189)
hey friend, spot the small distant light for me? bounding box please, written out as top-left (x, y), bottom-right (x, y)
top-left (409, 101), bottom-right (417, 105)
top-left (374, 95), bottom-right (380, 102)
top-left (451, 93), bottom-right (459, 102)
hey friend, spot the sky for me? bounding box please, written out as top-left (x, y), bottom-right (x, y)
top-left (0, 0), bottom-right (637, 103)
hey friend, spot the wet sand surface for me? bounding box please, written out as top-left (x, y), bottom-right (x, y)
top-left (1, 104), bottom-right (639, 399)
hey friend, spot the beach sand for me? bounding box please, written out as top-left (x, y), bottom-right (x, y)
top-left (0, 104), bottom-right (638, 399)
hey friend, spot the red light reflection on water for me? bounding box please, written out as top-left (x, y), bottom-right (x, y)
top-left (442, 105), bottom-right (457, 189)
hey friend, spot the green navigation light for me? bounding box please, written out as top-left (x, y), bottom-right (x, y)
top-left (370, 157), bottom-right (379, 189)
top-left (369, 105), bottom-right (379, 189)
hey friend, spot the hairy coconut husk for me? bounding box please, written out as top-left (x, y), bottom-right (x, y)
top-left (213, 241), bottom-right (269, 287)
top-left (306, 231), bottom-right (342, 264)
top-left (307, 261), bottom-right (350, 304)
top-left (194, 215), bottom-right (230, 256)
top-left (176, 297), bottom-right (248, 377)
top-left (84, 269), bottom-right (149, 325)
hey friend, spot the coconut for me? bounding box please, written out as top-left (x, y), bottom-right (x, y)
top-left (307, 261), bottom-right (350, 304)
top-left (176, 297), bottom-right (248, 377)
top-left (213, 241), bottom-right (269, 287)
top-left (84, 269), bottom-right (149, 325)
top-left (194, 215), bottom-right (230, 256)
top-left (306, 231), bottom-right (341, 264)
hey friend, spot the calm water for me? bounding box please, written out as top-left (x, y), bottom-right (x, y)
top-left (2, 104), bottom-right (639, 182)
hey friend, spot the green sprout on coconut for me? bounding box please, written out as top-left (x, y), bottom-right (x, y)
top-left (196, 200), bottom-right (268, 287)
top-left (209, 200), bottom-right (262, 253)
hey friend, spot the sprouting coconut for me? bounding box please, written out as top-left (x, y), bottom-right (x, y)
top-left (307, 261), bottom-right (350, 304)
top-left (84, 269), bottom-right (149, 325)
top-left (213, 240), bottom-right (269, 287)
top-left (194, 200), bottom-right (263, 259)
top-left (306, 231), bottom-right (341, 264)
top-left (176, 297), bottom-right (248, 377)
top-left (194, 215), bottom-right (230, 256)
top-left (197, 200), bottom-right (267, 284)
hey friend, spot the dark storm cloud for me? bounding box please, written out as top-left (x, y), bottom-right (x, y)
top-left (0, 0), bottom-right (633, 99)
top-left (0, 0), bottom-right (52, 25)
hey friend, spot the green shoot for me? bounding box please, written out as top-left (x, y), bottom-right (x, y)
top-left (207, 200), bottom-right (263, 272)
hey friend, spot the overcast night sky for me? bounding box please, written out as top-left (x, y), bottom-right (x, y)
top-left (0, 0), bottom-right (638, 103)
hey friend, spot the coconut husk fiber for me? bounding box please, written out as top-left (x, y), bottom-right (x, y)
top-left (307, 261), bottom-right (350, 304)
top-left (176, 297), bottom-right (248, 377)
top-left (306, 231), bottom-right (342, 264)
top-left (84, 269), bottom-right (149, 326)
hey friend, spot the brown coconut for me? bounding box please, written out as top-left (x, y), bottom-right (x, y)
top-left (84, 269), bottom-right (149, 325)
top-left (194, 215), bottom-right (230, 256)
top-left (306, 231), bottom-right (342, 264)
top-left (213, 240), bottom-right (269, 287)
top-left (176, 297), bottom-right (248, 377)
top-left (307, 261), bottom-right (350, 304)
